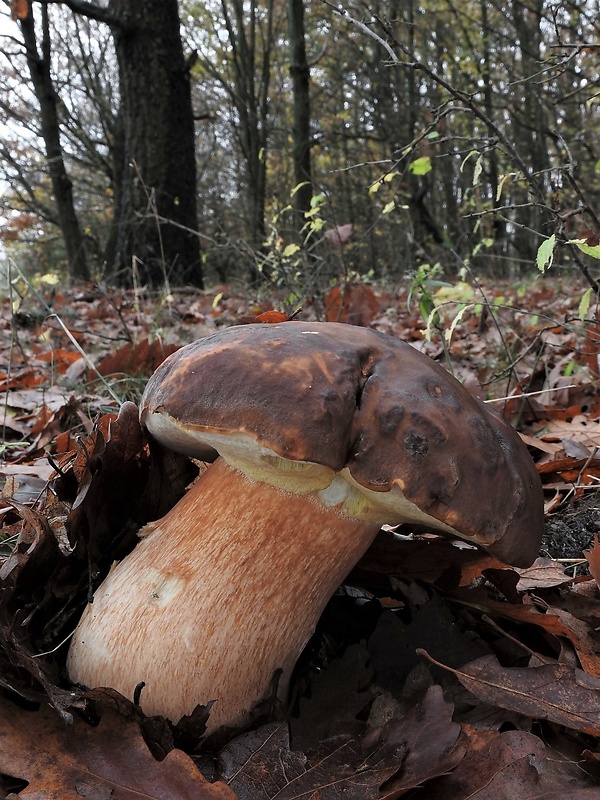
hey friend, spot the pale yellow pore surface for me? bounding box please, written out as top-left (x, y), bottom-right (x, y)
top-left (67, 459), bottom-right (380, 733)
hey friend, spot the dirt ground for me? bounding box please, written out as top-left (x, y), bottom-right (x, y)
top-left (541, 490), bottom-right (600, 560)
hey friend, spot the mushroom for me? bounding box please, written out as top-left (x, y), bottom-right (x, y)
top-left (67, 322), bottom-right (543, 733)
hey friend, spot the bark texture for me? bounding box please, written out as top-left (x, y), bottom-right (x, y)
top-left (20, 5), bottom-right (89, 281)
top-left (287, 0), bottom-right (312, 219)
top-left (108, 0), bottom-right (202, 287)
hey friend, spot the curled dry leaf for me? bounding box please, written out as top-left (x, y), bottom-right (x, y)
top-left (10, 0), bottom-right (29, 20)
top-left (375, 684), bottom-right (466, 799)
top-left (450, 590), bottom-right (600, 678)
top-left (419, 650), bottom-right (600, 737)
top-left (420, 726), bottom-right (600, 800)
top-left (0, 694), bottom-right (235, 800)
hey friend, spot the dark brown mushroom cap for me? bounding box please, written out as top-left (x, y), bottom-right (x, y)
top-left (140, 321), bottom-right (543, 566)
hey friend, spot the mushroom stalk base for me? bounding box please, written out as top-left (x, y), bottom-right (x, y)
top-left (67, 458), bottom-right (381, 733)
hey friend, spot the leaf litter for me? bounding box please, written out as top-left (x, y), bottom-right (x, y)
top-left (1, 279), bottom-right (600, 797)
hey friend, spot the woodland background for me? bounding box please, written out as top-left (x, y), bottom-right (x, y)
top-left (0, 0), bottom-right (599, 299)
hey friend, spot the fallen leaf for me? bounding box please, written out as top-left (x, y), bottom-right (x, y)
top-left (449, 590), bottom-right (600, 677)
top-left (420, 726), bottom-right (600, 799)
top-left (255, 311), bottom-right (290, 323)
top-left (584, 535), bottom-right (600, 589)
top-left (353, 531), bottom-right (508, 590)
top-left (325, 284), bottom-right (379, 326)
top-left (35, 348), bottom-right (83, 373)
top-left (375, 685), bottom-right (466, 798)
top-left (0, 694), bottom-right (234, 799)
top-left (10, 0), bottom-right (29, 21)
top-left (94, 339), bottom-right (180, 378)
top-left (419, 650), bottom-right (600, 737)
top-left (515, 558), bottom-right (573, 591)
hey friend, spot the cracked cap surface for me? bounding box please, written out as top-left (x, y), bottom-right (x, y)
top-left (140, 321), bottom-right (544, 566)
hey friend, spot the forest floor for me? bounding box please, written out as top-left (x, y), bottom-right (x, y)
top-left (1, 271), bottom-right (600, 798)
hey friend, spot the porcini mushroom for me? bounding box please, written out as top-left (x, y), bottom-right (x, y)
top-left (67, 322), bottom-right (543, 733)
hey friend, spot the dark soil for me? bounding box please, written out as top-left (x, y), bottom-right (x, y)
top-left (540, 491), bottom-right (600, 560)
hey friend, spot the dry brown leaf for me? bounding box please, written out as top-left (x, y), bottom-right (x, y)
top-left (518, 432), bottom-right (563, 455)
top-left (452, 590), bottom-right (600, 677)
top-left (515, 558), bottom-right (573, 591)
top-left (0, 695), bottom-right (235, 799)
top-left (584, 535), bottom-right (600, 589)
top-left (421, 726), bottom-right (600, 799)
top-left (541, 416), bottom-right (600, 448)
top-left (95, 338), bottom-right (180, 378)
top-left (10, 0), bottom-right (29, 20)
top-left (254, 310), bottom-right (290, 323)
top-left (376, 684), bottom-right (466, 799)
top-left (420, 650), bottom-right (600, 737)
top-left (325, 283), bottom-right (379, 326)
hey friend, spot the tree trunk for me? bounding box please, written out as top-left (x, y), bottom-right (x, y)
top-left (287, 0), bottom-right (312, 221)
top-left (219, 0), bottom-right (276, 280)
top-left (510, 0), bottom-right (549, 260)
top-left (20, 5), bottom-right (89, 281)
top-left (109, 0), bottom-right (202, 288)
top-left (480, 0), bottom-right (504, 245)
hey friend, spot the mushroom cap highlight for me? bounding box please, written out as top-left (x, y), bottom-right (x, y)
top-left (140, 321), bottom-right (544, 567)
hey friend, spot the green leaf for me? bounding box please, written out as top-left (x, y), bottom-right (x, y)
top-left (282, 243), bottom-right (300, 258)
top-left (536, 234), bottom-right (556, 272)
top-left (290, 181), bottom-right (310, 197)
top-left (423, 304), bottom-right (439, 340)
top-left (382, 200), bottom-right (395, 215)
top-left (473, 154), bottom-right (483, 186)
top-left (445, 303), bottom-right (473, 343)
top-left (383, 171), bottom-right (399, 183)
top-left (460, 150), bottom-right (479, 173)
top-left (578, 286), bottom-right (593, 320)
top-left (569, 238), bottom-right (600, 259)
top-left (409, 156), bottom-right (432, 176)
top-left (496, 173), bottom-right (512, 201)
top-left (426, 131), bottom-right (440, 140)
top-left (368, 180), bottom-right (383, 196)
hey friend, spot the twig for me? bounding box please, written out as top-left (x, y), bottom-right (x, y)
top-left (484, 384), bottom-right (577, 404)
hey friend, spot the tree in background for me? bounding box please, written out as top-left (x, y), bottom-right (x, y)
top-left (1, 0), bottom-right (599, 290)
top-left (287, 0), bottom-right (312, 222)
top-left (189, 0), bottom-right (286, 281)
top-left (5, 0), bottom-right (202, 287)
top-left (17, 3), bottom-right (89, 280)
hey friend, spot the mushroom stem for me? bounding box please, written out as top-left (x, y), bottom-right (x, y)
top-left (67, 458), bottom-right (381, 733)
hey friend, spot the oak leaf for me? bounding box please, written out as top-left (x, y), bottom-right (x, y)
top-left (0, 694), bottom-right (234, 799)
